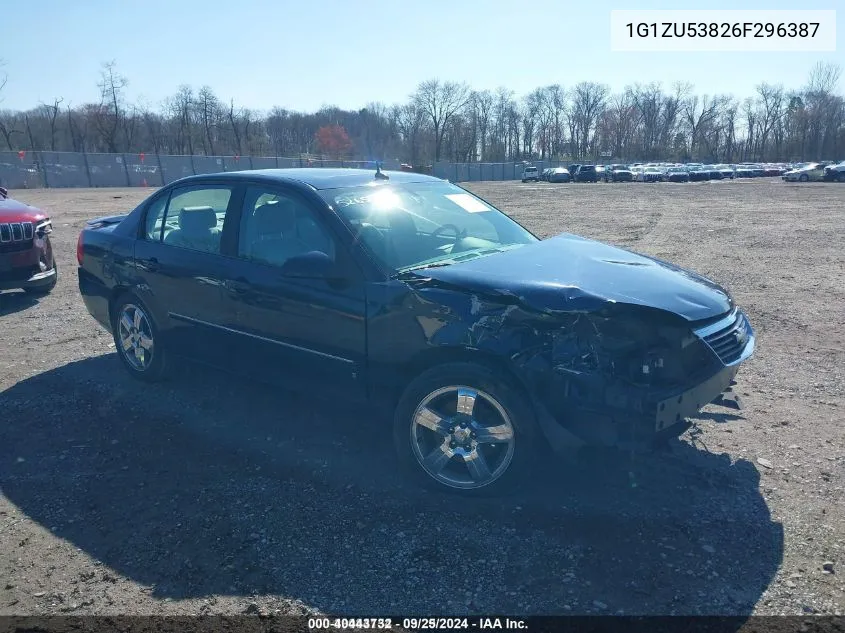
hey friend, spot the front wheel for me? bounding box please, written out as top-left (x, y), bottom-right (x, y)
top-left (837, 172), bottom-right (845, 183)
top-left (393, 362), bottom-right (536, 495)
top-left (799, 174), bottom-right (809, 182)
top-left (111, 293), bottom-right (170, 382)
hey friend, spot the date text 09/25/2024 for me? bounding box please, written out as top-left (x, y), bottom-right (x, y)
top-left (307, 617), bottom-right (528, 630)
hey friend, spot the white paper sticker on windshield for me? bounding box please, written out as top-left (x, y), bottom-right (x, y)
top-left (445, 193), bottom-right (490, 213)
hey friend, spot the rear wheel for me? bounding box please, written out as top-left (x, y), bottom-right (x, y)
top-left (837, 172), bottom-right (845, 183)
top-left (393, 362), bottom-right (536, 495)
top-left (111, 293), bottom-right (169, 382)
top-left (799, 174), bottom-right (809, 182)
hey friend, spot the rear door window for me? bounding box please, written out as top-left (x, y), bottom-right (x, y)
top-left (146, 185), bottom-right (234, 254)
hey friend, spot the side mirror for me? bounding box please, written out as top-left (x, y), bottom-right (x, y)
top-left (280, 250), bottom-right (335, 278)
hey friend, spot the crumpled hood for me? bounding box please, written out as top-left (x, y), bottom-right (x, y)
top-left (411, 233), bottom-right (732, 322)
top-left (0, 198), bottom-right (47, 223)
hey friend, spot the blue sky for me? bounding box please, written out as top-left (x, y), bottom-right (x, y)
top-left (1, 0), bottom-right (842, 113)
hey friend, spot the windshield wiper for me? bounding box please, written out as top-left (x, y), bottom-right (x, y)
top-left (395, 246), bottom-right (518, 276)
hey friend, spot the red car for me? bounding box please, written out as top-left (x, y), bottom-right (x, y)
top-left (0, 187), bottom-right (58, 294)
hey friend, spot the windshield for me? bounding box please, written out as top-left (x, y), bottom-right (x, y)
top-left (320, 181), bottom-right (538, 273)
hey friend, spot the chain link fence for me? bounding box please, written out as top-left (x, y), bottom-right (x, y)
top-left (0, 150), bottom-right (587, 188)
top-left (0, 151), bottom-right (407, 189)
top-left (0, 149), bottom-right (583, 188)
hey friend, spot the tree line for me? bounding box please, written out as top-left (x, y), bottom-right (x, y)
top-left (0, 60), bottom-right (842, 164)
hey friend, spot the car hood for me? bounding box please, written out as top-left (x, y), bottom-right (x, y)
top-left (409, 233), bottom-right (732, 322)
top-left (0, 198), bottom-right (47, 223)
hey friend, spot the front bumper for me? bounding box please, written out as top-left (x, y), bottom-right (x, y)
top-left (535, 308), bottom-right (756, 450)
top-left (0, 264), bottom-right (56, 291)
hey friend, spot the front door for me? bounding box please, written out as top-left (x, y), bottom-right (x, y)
top-left (223, 184), bottom-right (368, 398)
top-left (133, 183), bottom-right (242, 367)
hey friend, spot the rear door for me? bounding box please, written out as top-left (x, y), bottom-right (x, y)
top-left (133, 182), bottom-right (243, 367)
top-left (223, 184), bottom-right (368, 398)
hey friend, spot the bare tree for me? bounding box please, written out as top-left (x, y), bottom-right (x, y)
top-left (521, 91), bottom-right (541, 157)
top-left (396, 102), bottom-right (427, 164)
top-left (473, 90), bottom-right (494, 161)
top-left (228, 99), bottom-right (243, 156)
top-left (196, 86), bottom-right (220, 155)
top-left (753, 83), bottom-right (784, 160)
top-left (720, 99), bottom-right (738, 162)
top-left (93, 61), bottom-right (128, 153)
top-left (37, 98), bottom-right (64, 151)
top-left (571, 82), bottom-right (608, 159)
top-left (413, 79), bottom-right (471, 162)
top-left (683, 87), bottom-right (727, 160)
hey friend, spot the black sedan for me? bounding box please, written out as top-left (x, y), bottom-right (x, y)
top-left (77, 168), bottom-right (755, 495)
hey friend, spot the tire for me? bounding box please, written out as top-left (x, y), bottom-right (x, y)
top-left (799, 174), bottom-right (809, 182)
top-left (393, 362), bottom-right (537, 496)
top-left (837, 172), bottom-right (845, 183)
top-left (111, 293), bottom-right (170, 382)
top-left (24, 263), bottom-right (58, 295)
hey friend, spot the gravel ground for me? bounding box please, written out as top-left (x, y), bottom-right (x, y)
top-left (0, 179), bottom-right (843, 617)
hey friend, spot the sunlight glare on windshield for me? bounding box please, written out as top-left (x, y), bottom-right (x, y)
top-left (370, 188), bottom-right (403, 211)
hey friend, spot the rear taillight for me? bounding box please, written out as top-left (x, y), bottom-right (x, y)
top-left (76, 232), bottom-right (84, 266)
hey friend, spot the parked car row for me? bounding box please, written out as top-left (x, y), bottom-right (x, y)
top-left (524, 160), bottom-right (845, 184)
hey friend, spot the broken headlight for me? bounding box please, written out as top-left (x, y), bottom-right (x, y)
top-left (550, 313), bottom-right (704, 388)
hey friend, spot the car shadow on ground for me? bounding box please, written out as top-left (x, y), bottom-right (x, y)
top-left (0, 354), bottom-right (784, 616)
top-left (0, 290), bottom-right (40, 317)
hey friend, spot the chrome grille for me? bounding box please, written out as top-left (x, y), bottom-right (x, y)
top-left (697, 310), bottom-right (752, 365)
top-left (0, 222), bottom-right (33, 243)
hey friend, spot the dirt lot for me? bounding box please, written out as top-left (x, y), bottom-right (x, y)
top-left (1, 179), bottom-right (843, 617)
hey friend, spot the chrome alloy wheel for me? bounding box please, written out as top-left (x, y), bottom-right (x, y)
top-left (410, 385), bottom-right (516, 490)
top-left (117, 303), bottom-right (155, 371)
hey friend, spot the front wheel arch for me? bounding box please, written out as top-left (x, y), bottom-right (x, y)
top-left (399, 346), bottom-right (536, 413)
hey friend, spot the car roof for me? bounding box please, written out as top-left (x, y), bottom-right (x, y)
top-left (175, 168), bottom-right (442, 190)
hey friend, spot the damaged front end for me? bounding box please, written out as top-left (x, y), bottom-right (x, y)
top-left (533, 307), bottom-right (753, 450)
top-left (407, 277), bottom-right (755, 452)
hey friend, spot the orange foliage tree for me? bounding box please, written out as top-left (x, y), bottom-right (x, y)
top-left (315, 124), bottom-right (353, 158)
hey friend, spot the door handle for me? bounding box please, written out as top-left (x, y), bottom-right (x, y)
top-left (140, 257), bottom-right (159, 272)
